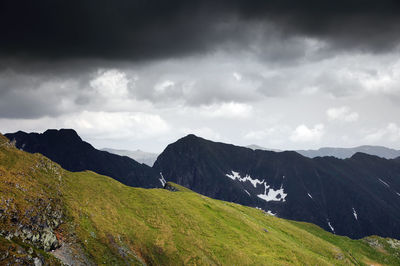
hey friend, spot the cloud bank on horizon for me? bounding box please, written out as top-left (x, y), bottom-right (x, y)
top-left (1, 0), bottom-right (400, 151)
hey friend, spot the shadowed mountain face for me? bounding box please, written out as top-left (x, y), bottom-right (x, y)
top-left (154, 134), bottom-right (400, 239)
top-left (5, 129), bottom-right (162, 188)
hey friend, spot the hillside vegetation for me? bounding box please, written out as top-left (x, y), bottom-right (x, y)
top-left (1, 134), bottom-right (400, 265)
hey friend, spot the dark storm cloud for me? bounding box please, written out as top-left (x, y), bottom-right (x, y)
top-left (2, 0), bottom-right (400, 61)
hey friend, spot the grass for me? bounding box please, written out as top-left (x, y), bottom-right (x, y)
top-left (1, 133), bottom-right (400, 265)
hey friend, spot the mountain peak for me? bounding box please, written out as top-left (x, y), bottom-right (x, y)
top-left (174, 134), bottom-right (204, 145)
top-left (182, 134), bottom-right (200, 140)
top-left (350, 152), bottom-right (381, 160)
top-left (43, 128), bottom-right (81, 140)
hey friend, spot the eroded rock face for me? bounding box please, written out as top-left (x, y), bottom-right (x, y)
top-left (0, 236), bottom-right (52, 266)
top-left (0, 151), bottom-right (65, 253)
top-left (42, 227), bottom-right (59, 252)
top-left (364, 237), bottom-right (383, 249)
top-left (0, 196), bottom-right (64, 252)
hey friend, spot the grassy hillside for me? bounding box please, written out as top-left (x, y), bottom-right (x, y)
top-left (1, 134), bottom-right (400, 265)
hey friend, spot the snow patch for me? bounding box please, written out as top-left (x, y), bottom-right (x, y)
top-left (257, 182), bottom-right (287, 202)
top-left (307, 193), bottom-right (313, 199)
top-left (352, 207), bottom-right (358, 220)
top-left (244, 189), bottom-right (251, 196)
top-left (378, 178), bottom-right (390, 188)
top-left (226, 171), bottom-right (264, 188)
top-left (266, 210), bottom-right (276, 216)
top-left (327, 219), bottom-right (335, 233)
top-left (159, 172), bottom-right (166, 187)
top-left (255, 207), bottom-right (276, 216)
top-left (226, 170), bottom-right (287, 202)
top-left (396, 192), bottom-right (400, 197)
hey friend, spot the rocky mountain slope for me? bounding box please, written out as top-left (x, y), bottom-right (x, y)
top-left (5, 129), bottom-right (162, 188)
top-left (154, 134), bottom-right (400, 239)
top-left (1, 133), bottom-right (400, 265)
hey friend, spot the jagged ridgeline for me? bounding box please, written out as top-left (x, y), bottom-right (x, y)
top-left (1, 134), bottom-right (400, 265)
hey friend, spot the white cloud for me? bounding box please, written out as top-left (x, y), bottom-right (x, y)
top-left (300, 86), bottom-right (319, 95)
top-left (90, 69), bottom-right (130, 97)
top-left (244, 130), bottom-right (268, 140)
top-left (244, 127), bottom-right (283, 140)
top-left (243, 125), bottom-right (293, 149)
top-left (233, 72), bottom-right (242, 81)
top-left (364, 123), bottom-right (400, 142)
top-left (3, 46), bottom-right (400, 152)
top-left (290, 124), bottom-right (324, 142)
top-left (200, 102), bottom-right (252, 118)
top-left (154, 80), bottom-right (175, 94)
top-left (326, 106), bottom-right (359, 122)
top-left (64, 111), bottom-right (170, 140)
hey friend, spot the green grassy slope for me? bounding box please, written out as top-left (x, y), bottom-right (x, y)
top-left (1, 134), bottom-right (400, 265)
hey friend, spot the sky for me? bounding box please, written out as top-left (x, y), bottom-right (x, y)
top-left (1, 0), bottom-right (400, 152)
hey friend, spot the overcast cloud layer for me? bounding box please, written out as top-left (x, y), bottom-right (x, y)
top-left (1, 1), bottom-right (400, 152)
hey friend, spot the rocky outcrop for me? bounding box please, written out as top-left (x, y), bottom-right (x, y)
top-left (0, 235), bottom-right (61, 266)
top-left (0, 196), bottom-right (63, 252)
top-left (0, 155), bottom-right (64, 253)
top-left (164, 182), bottom-right (179, 192)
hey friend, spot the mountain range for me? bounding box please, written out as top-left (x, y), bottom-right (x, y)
top-left (5, 129), bottom-right (400, 241)
top-left (99, 143), bottom-right (400, 168)
top-left (296, 146), bottom-right (400, 159)
top-left (247, 144), bottom-right (400, 159)
top-left (2, 133), bottom-right (399, 265)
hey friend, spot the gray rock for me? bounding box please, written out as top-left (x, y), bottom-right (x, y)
top-left (33, 257), bottom-right (43, 266)
top-left (41, 228), bottom-right (59, 251)
top-left (364, 237), bottom-right (383, 249)
top-left (32, 233), bottom-right (40, 243)
top-left (387, 239), bottom-right (400, 249)
top-left (22, 227), bottom-right (33, 240)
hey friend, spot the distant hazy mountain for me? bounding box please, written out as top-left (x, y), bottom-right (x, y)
top-left (247, 144), bottom-right (400, 159)
top-left (295, 145), bottom-right (400, 159)
top-left (246, 144), bottom-right (281, 152)
top-left (102, 148), bottom-right (158, 166)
